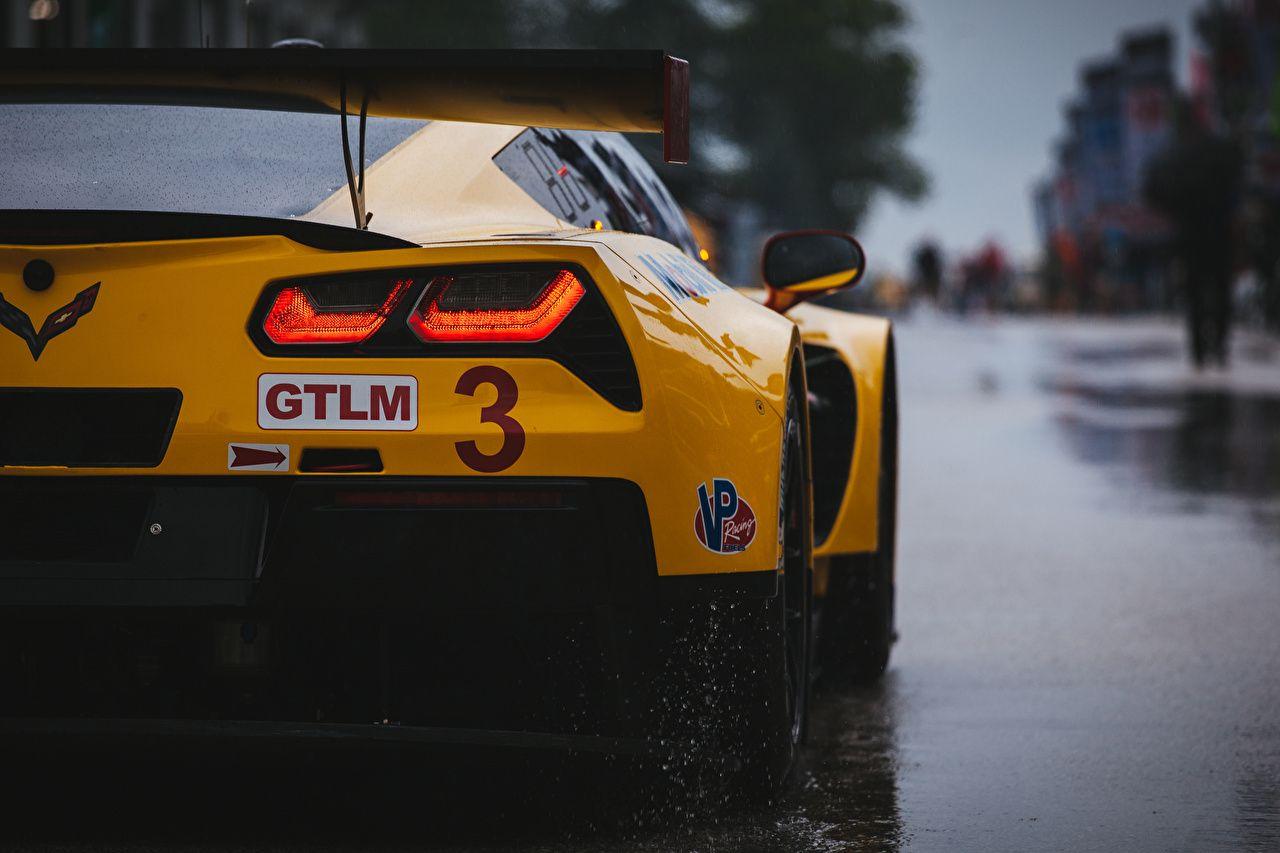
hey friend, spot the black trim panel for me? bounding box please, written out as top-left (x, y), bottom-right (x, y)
top-left (0, 387), bottom-right (182, 468)
top-left (0, 210), bottom-right (414, 251)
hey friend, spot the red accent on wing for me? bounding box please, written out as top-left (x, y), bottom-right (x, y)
top-left (663, 55), bottom-right (690, 165)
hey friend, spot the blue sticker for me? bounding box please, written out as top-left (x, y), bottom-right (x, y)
top-left (639, 252), bottom-right (730, 302)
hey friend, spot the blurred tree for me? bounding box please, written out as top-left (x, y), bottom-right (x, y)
top-left (359, 0), bottom-right (525, 48)
top-left (356, 0), bottom-right (926, 233)
top-left (712, 0), bottom-right (928, 230)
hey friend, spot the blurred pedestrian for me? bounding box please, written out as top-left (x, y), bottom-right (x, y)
top-left (912, 240), bottom-right (944, 303)
top-left (1144, 99), bottom-right (1244, 368)
top-left (958, 241), bottom-right (1008, 314)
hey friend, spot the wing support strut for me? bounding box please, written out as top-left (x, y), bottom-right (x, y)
top-left (339, 78), bottom-right (371, 230)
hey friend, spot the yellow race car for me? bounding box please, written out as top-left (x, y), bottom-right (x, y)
top-left (0, 49), bottom-right (895, 792)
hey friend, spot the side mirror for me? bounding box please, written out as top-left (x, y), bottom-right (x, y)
top-left (762, 230), bottom-right (866, 314)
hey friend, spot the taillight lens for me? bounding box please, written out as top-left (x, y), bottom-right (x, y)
top-left (406, 269), bottom-right (584, 343)
top-left (263, 279), bottom-right (411, 345)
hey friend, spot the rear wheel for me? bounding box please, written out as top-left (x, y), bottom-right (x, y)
top-left (772, 384), bottom-right (812, 760)
top-left (653, 384), bottom-right (811, 797)
top-left (818, 339), bottom-right (897, 684)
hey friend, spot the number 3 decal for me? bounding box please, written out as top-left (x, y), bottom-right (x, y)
top-left (455, 366), bottom-right (525, 472)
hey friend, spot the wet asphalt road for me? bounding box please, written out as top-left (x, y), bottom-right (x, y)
top-left (6, 315), bottom-right (1279, 851)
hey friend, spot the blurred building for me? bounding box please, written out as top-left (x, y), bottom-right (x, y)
top-left (1037, 2), bottom-right (1280, 326)
top-left (1034, 28), bottom-right (1176, 313)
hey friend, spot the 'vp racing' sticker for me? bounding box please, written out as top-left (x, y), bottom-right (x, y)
top-left (694, 478), bottom-right (757, 554)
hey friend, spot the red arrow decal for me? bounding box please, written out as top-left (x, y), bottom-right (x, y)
top-left (230, 445), bottom-right (287, 469)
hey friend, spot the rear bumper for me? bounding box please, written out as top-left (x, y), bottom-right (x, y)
top-left (0, 476), bottom-right (775, 736)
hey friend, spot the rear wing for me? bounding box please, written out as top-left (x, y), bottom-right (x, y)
top-left (0, 48), bottom-right (690, 164)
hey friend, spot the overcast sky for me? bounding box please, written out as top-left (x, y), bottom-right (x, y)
top-left (860, 0), bottom-right (1204, 276)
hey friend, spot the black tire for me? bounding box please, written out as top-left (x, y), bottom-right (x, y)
top-left (652, 383), bottom-right (811, 797)
top-left (773, 382), bottom-right (812, 757)
top-left (817, 337), bottom-right (897, 684)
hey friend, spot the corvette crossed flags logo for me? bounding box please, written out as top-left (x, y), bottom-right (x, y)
top-left (0, 283), bottom-right (100, 361)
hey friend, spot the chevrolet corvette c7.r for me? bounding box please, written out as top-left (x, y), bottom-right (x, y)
top-left (0, 49), bottom-right (896, 792)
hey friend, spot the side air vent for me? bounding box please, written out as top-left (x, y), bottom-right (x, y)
top-left (802, 345), bottom-right (856, 545)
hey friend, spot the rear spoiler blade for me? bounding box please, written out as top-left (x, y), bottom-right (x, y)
top-left (0, 48), bottom-right (691, 164)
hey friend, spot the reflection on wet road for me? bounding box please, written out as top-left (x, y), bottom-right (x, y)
top-left (5, 317), bottom-right (1278, 851)
top-left (880, 317), bottom-right (1280, 852)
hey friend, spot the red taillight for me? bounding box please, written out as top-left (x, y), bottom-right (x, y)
top-left (263, 279), bottom-right (411, 345)
top-left (406, 269), bottom-right (584, 343)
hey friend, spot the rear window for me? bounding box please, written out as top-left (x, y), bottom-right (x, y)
top-left (493, 127), bottom-right (701, 258)
top-left (0, 104), bottom-right (425, 220)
